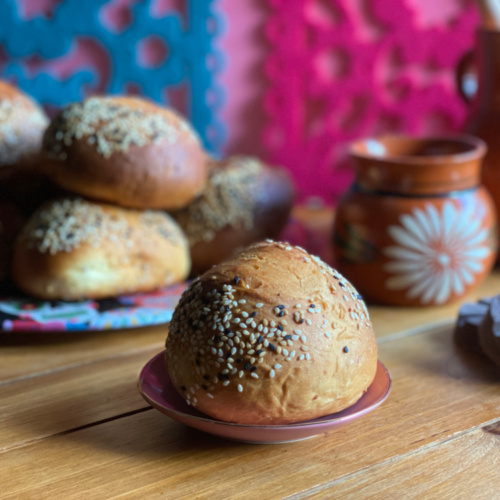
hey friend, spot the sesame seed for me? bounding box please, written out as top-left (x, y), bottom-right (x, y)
top-left (251, 373), bottom-right (259, 379)
top-left (270, 369), bottom-right (275, 378)
top-left (274, 364), bottom-right (282, 370)
top-left (207, 393), bottom-right (214, 398)
top-left (238, 384), bottom-right (243, 392)
top-left (256, 303), bottom-right (263, 308)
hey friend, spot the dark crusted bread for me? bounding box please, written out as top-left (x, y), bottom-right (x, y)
top-left (171, 156), bottom-right (294, 276)
top-left (41, 95), bottom-right (207, 210)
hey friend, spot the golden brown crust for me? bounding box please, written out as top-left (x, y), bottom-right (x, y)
top-left (165, 240), bottom-right (378, 424)
top-left (0, 80), bottom-right (48, 168)
top-left (41, 96), bottom-right (207, 210)
top-left (11, 197), bottom-right (191, 300)
top-left (171, 156), bottom-right (294, 276)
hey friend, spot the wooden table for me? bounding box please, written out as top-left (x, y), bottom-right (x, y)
top-left (2, 270), bottom-right (500, 499)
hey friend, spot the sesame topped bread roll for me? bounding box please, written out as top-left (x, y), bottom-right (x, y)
top-left (12, 197), bottom-right (190, 300)
top-left (41, 96), bottom-right (207, 210)
top-left (171, 156), bottom-right (294, 276)
top-left (0, 80), bottom-right (48, 168)
top-left (165, 240), bottom-right (378, 425)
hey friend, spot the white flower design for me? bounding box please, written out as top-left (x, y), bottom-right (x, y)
top-left (383, 201), bottom-right (492, 304)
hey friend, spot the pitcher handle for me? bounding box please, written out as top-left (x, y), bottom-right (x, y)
top-left (456, 50), bottom-right (477, 103)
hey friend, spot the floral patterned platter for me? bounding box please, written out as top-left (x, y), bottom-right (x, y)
top-left (138, 351), bottom-right (392, 444)
top-left (0, 282), bottom-right (188, 332)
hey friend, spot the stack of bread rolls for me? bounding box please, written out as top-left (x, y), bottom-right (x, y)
top-left (0, 84), bottom-right (295, 300)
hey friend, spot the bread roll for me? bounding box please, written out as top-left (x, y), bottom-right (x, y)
top-left (41, 96), bottom-right (207, 209)
top-left (171, 156), bottom-right (294, 276)
top-left (165, 240), bottom-right (378, 424)
top-left (12, 197), bottom-right (190, 300)
top-left (0, 80), bottom-right (48, 168)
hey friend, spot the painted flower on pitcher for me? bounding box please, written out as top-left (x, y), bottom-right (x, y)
top-left (383, 201), bottom-right (492, 304)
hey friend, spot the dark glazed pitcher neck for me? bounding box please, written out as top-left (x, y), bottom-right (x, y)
top-left (475, 29), bottom-right (500, 113)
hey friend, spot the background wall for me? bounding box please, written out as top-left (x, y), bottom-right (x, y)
top-left (0, 0), bottom-right (481, 203)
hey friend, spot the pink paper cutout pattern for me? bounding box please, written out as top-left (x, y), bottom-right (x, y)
top-left (263, 0), bottom-right (480, 203)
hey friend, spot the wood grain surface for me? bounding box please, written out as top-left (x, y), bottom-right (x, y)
top-left (2, 300), bottom-right (500, 498)
top-left (2, 202), bottom-right (500, 499)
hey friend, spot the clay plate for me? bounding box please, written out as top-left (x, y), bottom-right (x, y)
top-left (138, 351), bottom-right (391, 444)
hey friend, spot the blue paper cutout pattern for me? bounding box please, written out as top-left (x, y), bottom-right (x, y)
top-left (0, 0), bottom-right (225, 154)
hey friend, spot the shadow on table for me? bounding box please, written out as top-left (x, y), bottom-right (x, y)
top-left (403, 323), bottom-right (500, 383)
top-left (65, 407), bottom-right (278, 458)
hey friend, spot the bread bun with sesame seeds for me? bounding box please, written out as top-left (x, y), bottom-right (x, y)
top-left (165, 240), bottom-right (378, 425)
top-left (171, 155), bottom-right (294, 276)
top-left (41, 95), bottom-right (207, 210)
top-left (0, 80), bottom-right (48, 170)
top-left (11, 197), bottom-right (191, 300)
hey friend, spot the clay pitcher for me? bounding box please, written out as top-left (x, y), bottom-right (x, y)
top-left (332, 134), bottom-right (497, 307)
top-left (458, 29), bottom-right (500, 234)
